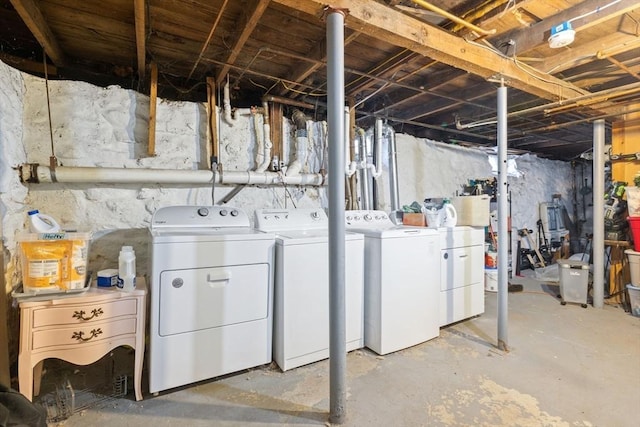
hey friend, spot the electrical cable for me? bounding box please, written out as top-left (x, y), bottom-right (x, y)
top-left (43, 52), bottom-right (56, 162)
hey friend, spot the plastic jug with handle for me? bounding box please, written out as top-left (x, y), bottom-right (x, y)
top-left (28, 210), bottom-right (61, 233)
top-left (438, 202), bottom-right (457, 227)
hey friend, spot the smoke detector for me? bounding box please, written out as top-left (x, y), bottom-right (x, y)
top-left (548, 21), bottom-right (575, 48)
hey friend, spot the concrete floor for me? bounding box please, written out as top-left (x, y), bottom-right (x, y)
top-left (37, 275), bottom-right (639, 426)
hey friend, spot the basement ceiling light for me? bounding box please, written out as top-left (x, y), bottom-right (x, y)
top-left (548, 21), bottom-right (575, 48)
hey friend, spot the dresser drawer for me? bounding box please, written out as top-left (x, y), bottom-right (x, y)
top-left (32, 317), bottom-right (137, 350)
top-left (440, 245), bottom-right (484, 291)
top-left (32, 299), bottom-right (138, 328)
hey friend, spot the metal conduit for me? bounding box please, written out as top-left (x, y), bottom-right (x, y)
top-left (326, 7), bottom-right (347, 425)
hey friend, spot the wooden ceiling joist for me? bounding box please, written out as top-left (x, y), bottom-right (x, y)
top-left (9, 0), bottom-right (66, 65)
top-left (215, 0), bottom-right (270, 85)
top-left (134, 0), bottom-right (146, 80)
top-left (273, 0), bottom-right (588, 102)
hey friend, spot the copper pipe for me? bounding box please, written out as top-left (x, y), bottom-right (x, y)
top-left (409, 0), bottom-right (496, 35)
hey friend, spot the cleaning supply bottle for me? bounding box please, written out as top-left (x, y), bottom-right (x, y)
top-left (28, 210), bottom-right (61, 233)
top-left (117, 246), bottom-right (136, 292)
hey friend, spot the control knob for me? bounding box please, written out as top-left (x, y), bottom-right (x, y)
top-left (197, 208), bottom-right (209, 217)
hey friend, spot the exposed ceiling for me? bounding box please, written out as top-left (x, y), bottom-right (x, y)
top-left (1, 0), bottom-right (639, 160)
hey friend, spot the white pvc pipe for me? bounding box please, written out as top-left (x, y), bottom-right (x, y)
top-left (21, 165), bottom-right (326, 186)
top-left (256, 102), bottom-right (272, 173)
top-left (345, 108), bottom-right (357, 177)
top-left (369, 119), bottom-right (383, 179)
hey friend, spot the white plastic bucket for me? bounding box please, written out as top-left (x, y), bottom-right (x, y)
top-left (485, 269), bottom-right (498, 292)
top-left (625, 249), bottom-right (640, 286)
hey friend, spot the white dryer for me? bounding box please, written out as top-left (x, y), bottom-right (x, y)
top-left (345, 210), bottom-right (440, 355)
top-left (255, 208), bottom-right (364, 371)
top-left (148, 205), bottom-right (275, 394)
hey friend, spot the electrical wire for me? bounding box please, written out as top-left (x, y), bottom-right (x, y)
top-left (280, 81), bottom-right (326, 96)
top-left (43, 52), bottom-right (56, 161)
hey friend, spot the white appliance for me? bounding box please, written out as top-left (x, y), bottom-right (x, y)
top-left (345, 210), bottom-right (440, 355)
top-left (255, 208), bottom-right (364, 371)
top-left (439, 226), bottom-right (485, 326)
top-left (148, 205), bottom-right (275, 394)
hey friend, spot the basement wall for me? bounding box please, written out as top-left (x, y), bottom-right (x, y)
top-left (0, 60), bottom-right (591, 370)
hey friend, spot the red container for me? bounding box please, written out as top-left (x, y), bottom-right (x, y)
top-left (629, 217), bottom-right (640, 251)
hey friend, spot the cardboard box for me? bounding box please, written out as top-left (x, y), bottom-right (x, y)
top-left (402, 213), bottom-right (426, 227)
top-left (451, 195), bottom-right (490, 226)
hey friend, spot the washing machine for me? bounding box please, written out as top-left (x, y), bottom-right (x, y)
top-left (345, 210), bottom-right (440, 355)
top-left (255, 208), bottom-right (364, 371)
top-left (148, 205), bottom-right (275, 394)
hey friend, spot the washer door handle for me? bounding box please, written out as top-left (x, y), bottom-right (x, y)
top-left (207, 272), bottom-right (232, 287)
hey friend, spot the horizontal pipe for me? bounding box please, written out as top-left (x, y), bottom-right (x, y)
top-left (262, 95), bottom-right (315, 109)
top-left (19, 165), bottom-right (326, 186)
top-left (409, 0), bottom-right (496, 36)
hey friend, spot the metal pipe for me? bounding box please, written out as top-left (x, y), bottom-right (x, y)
top-left (261, 94), bottom-right (315, 109)
top-left (326, 8), bottom-right (347, 425)
top-left (592, 120), bottom-right (605, 309)
top-left (385, 123), bottom-right (400, 212)
top-left (409, 0), bottom-right (496, 36)
top-left (19, 164), bottom-right (327, 186)
top-left (497, 83), bottom-right (509, 352)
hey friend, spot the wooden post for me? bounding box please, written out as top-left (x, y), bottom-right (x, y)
top-left (206, 77), bottom-right (218, 169)
top-left (148, 62), bottom-right (158, 157)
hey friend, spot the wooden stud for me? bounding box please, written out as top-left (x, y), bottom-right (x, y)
top-left (148, 62), bottom-right (158, 157)
top-left (9, 0), bottom-right (66, 65)
top-left (206, 77), bottom-right (219, 168)
top-left (134, 0), bottom-right (146, 80)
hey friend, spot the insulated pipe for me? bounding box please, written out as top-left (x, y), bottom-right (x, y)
top-left (255, 102), bottom-right (272, 173)
top-left (222, 79), bottom-right (237, 126)
top-left (497, 84), bottom-right (509, 352)
top-left (592, 120), bottom-right (605, 309)
top-left (345, 108), bottom-right (357, 177)
top-left (326, 8), bottom-right (347, 425)
top-left (409, 0), bottom-right (496, 36)
top-left (369, 119), bottom-right (384, 179)
top-left (385, 123), bottom-right (400, 212)
top-left (19, 164), bottom-right (326, 186)
top-left (360, 129), bottom-right (372, 210)
top-left (286, 109), bottom-right (309, 176)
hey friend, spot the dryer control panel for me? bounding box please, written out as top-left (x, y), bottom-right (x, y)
top-left (151, 205), bottom-right (250, 229)
top-left (255, 208), bottom-right (328, 231)
top-left (345, 210), bottom-right (393, 229)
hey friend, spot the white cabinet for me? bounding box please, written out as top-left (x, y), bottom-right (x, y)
top-left (439, 227), bottom-right (485, 326)
top-left (18, 279), bottom-right (146, 401)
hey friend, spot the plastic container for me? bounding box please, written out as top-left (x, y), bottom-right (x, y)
top-left (18, 232), bottom-right (90, 293)
top-left (628, 217), bottom-right (640, 252)
top-left (28, 210), bottom-right (61, 233)
top-left (97, 268), bottom-right (119, 287)
top-left (117, 246), bottom-right (136, 292)
top-left (485, 269), bottom-right (498, 292)
top-left (450, 195), bottom-right (490, 226)
top-left (625, 249), bottom-right (640, 286)
top-left (626, 284), bottom-right (640, 317)
top-left (557, 259), bottom-right (589, 307)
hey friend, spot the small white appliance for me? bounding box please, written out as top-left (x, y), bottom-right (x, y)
top-left (345, 210), bottom-right (440, 355)
top-left (255, 208), bottom-right (364, 371)
top-left (148, 205), bottom-right (275, 394)
top-left (438, 226), bottom-right (485, 326)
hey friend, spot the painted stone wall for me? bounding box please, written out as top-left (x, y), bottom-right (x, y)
top-left (2, 60), bottom-right (596, 287)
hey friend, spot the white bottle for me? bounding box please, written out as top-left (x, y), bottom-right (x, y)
top-left (28, 209), bottom-right (61, 233)
top-left (117, 246), bottom-right (136, 292)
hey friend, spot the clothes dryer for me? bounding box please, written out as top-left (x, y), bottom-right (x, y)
top-left (255, 208), bottom-right (364, 371)
top-left (148, 205), bottom-right (275, 394)
top-left (345, 210), bottom-right (440, 355)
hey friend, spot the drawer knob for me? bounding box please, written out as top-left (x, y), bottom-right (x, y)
top-left (71, 328), bottom-right (103, 342)
top-left (72, 308), bottom-right (104, 321)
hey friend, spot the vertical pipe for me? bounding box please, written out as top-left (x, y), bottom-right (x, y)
top-left (497, 84), bottom-right (509, 351)
top-left (386, 124), bottom-right (400, 212)
top-left (592, 119), bottom-right (605, 308)
top-left (327, 8), bottom-right (347, 425)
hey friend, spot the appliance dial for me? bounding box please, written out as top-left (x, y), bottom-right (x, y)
top-left (311, 211), bottom-right (320, 220)
top-left (197, 208), bottom-right (209, 217)
top-left (219, 209), bottom-right (228, 216)
top-left (230, 209), bottom-right (238, 217)
top-left (364, 213), bottom-right (372, 221)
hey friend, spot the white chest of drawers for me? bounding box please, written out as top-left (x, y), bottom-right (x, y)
top-left (18, 279), bottom-right (146, 401)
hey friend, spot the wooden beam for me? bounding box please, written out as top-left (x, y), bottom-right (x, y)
top-left (494, 0), bottom-right (640, 56)
top-left (134, 0), bottom-right (146, 80)
top-left (215, 0), bottom-right (270, 85)
top-left (0, 51), bottom-right (57, 75)
top-left (148, 62), bottom-right (158, 157)
top-left (206, 77), bottom-right (219, 166)
top-left (9, 0), bottom-right (65, 65)
top-left (272, 0), bottom-right (587, 102)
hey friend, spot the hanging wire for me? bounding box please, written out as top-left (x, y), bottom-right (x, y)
top-left (43, 51), bottom-right (57, 165)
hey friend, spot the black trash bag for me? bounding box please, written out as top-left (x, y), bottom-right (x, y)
top-left (0, 384), bottom-right (47, 427)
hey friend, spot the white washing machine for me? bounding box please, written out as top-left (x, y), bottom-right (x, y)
top-left (345, 210), bottom-right (440, 355)
top-left (255, 208), bottom-right (364, 371)
top-left (148, 205), bottom-right (275, 394)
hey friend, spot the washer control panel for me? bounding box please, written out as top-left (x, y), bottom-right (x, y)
top-left (345, 210), bottom-right (394, 228)
top-left (255, 208), bottom-right (328, 231)
top-left (151, 205), bottom-right (249, 229)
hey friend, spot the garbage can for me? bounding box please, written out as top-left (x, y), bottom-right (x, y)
top-left (557, 259), bottom-right (589, 308)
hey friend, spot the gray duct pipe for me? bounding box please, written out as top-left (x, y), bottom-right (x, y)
top-left (384, 123), bottom-right (400, 212)
top-left (326, 8), bottom-right (347, 425)
top-left (497, 84), bottom-right (509, 351)
top-left (592, 120), bottom-right (605, 308)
